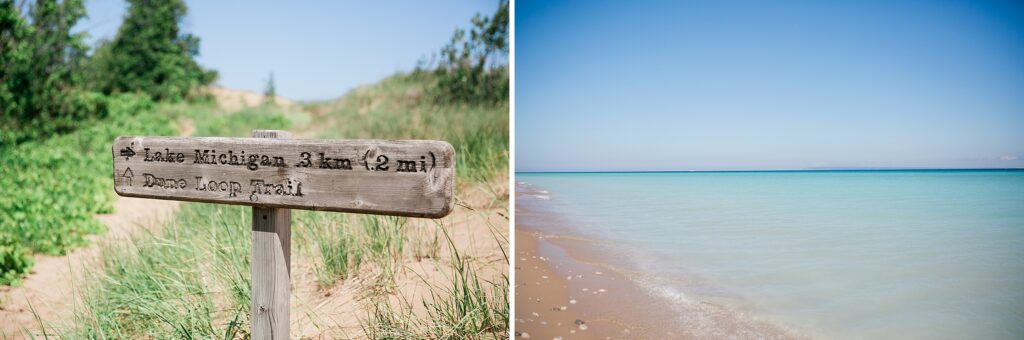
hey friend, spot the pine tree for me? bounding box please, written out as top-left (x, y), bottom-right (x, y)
top-left (264, 72), bottom-right (276, 104)
top-left (89, 0), bottom-right (216, 101)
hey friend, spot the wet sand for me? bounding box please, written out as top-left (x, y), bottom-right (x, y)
top-left (515, 228), bottom-right (678, 339)
top-left (514, 184), bottom-right (803, 339)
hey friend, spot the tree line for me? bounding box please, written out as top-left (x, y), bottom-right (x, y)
top-left (0, 0), bottom-right (214, 147)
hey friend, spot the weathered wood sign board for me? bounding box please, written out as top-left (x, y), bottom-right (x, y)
top-left (112, 136), bottom-right (455, 218)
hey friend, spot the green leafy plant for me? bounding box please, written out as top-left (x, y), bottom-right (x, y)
top-left (0, 234), bottom-right (32, 286)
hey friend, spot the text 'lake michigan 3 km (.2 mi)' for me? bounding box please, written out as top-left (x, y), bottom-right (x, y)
top-left (112, 136), bottom-right (455, 218)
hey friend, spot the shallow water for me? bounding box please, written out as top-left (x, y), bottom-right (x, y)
top-left (517, 170), bottom-right (1024, 339)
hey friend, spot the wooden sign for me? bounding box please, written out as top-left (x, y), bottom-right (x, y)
top-left (112, 135), bottom-right (455, 218)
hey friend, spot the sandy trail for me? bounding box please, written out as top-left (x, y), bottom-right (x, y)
top-left (0, 197), bottom-right (179, 338)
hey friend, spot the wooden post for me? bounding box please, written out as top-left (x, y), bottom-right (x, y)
top-left (250, 129), bottom-right (292, 339)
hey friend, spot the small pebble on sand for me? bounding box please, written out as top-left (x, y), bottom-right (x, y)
top-left (596, 271), bottom-right (603, 275)
top-left (582, 288), bottom-right (589, 291)
top-left (598, 288), bottom-right (607, 292)
top-left (580, 324), bottom-right (589, 331)
top-left (532, 312), bottom-right (540, 317)
top-left (521, 332), bottom-right (530, 338)
top-left (569, 299), bottom-right (577, 304)
top-left (541, 275), bottom-right (549, 279)
top-left (560, 305), bottom-right (568, 310)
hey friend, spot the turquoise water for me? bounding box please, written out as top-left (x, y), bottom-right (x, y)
top-left (517, 170), bottom-right (1024, 339)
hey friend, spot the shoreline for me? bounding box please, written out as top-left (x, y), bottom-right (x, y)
top-left (515, 182), bottom-right (802, 339)
top-left (515, 227), bottom-right (674, 339)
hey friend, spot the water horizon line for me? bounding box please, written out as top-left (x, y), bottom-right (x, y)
top-left (516, 167), bottom-right (1024, 174)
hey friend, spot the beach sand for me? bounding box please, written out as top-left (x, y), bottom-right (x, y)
top-left (514, 184), bottom-right (803, 339)
top-left (515, 228), bottom-right (674, 339)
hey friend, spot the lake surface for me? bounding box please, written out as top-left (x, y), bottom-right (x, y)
top-left (517, 170), bottom-right (1024, 339)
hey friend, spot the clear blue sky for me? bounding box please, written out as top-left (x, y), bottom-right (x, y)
top-left (77, 0), bottom-right (498, 101)
top-left (516, 0), bottom-right (1024, 171)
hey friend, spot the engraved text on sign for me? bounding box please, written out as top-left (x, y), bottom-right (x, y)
top-left (112, 136), bottom-right (455, 218)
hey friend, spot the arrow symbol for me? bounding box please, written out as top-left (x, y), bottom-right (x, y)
top-left (122, 167), bottom-right (134, 186)
top-left (120, 143), bottom-right (136, 161)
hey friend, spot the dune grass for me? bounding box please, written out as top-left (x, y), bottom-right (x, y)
top-left (65, 203), bottom-right (253, 338)
top-left (298, 211), bottom-right (409, 290)
top-left (363, 220), bottom-right (509, 340)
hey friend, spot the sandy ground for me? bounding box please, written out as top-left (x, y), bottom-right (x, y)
top-left (515, 228), bottom-right (598, 339)
top-left (293, 181), bottom-right (510, 338)
top-left (515, 228), bottom-right (670, 339)
top-left (206, 86), bottom-right (296, 111)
